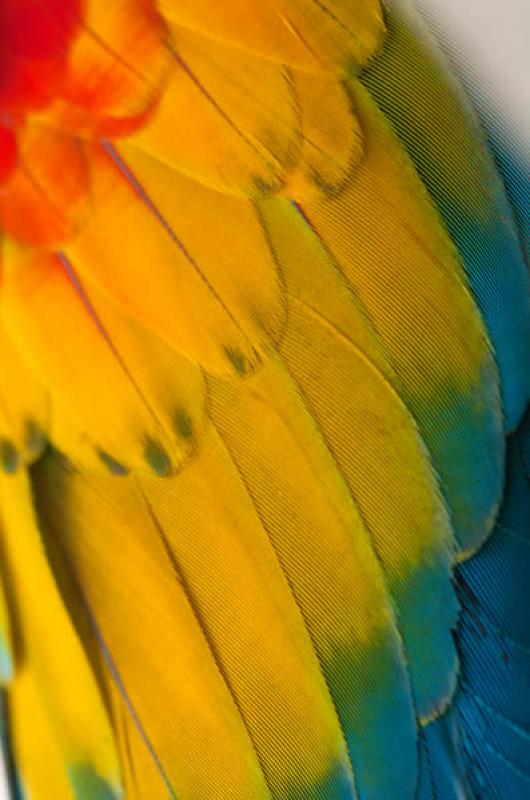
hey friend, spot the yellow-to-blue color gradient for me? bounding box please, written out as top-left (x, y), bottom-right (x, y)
top-left (0, 1), bottom-right (528, 799)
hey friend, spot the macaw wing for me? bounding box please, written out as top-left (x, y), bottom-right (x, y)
top-left (0, 2), bottom-right (528, 799)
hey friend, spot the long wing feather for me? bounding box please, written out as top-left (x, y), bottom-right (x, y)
top-left (0, 1), bottom-right (528, 798)
top-left (0, 469), bottom-right (121, 799)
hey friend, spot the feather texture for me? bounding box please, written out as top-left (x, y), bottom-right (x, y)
top-left (361, 0), bottom-right (530, 431)
top-left (0, 470), bottom-right (121, 799)
top-left (0, 1), bottom-right (528, 798)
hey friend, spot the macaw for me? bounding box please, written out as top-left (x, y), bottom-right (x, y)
top-left (0, 1), bottom-right (528, 798)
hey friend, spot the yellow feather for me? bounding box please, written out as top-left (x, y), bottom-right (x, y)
top-left (141, 422), bottom-right (357, 796)
top-left (205, 354), bottom-right (419, 794)
top-left (299, 79), bottom-right (503, 550)
top-left (0, 469), bottom-right (121, 798)
top-left (34, 454), bottom-right (273, 799)
top-left (117, 142), bottom-right (285, 346)
top-left (1, 248), bottom-right (204, 474)
top-left (65, 145), bottom-right (264, 376)
top-left (131, 25), bottom-right (300, 196)
top-left (0, 326), bottom-right (48, 470)
top-left (8, 666), bottom-right (75, 800)
top-left (282, 70), bottom-right (363, 198)
top-left (306, 79), bottom-right (490, 397)
top-left (104, 664), bottom-right (171, 800)
top-left (158, 0), bottom-right (385, 73)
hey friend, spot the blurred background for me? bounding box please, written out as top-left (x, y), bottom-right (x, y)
top-left (417, 0), bottom-right (530, 151)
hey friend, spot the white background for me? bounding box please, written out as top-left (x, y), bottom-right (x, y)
top-left (416, 0), bottom-right (530, 149)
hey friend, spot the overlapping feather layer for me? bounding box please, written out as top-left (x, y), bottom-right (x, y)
top-left (0, 1), bottom-right (528, 799)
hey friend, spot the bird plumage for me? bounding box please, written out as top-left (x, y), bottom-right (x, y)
top-left (0, 1), bottom-right (528, 798)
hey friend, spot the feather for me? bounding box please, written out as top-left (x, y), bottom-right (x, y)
top-left (0, 327), bottom-right (48, 471)
top-left (40, 0), bottom-right (170, 138)
top-left (298, 78), bottom-right (504, 553)
top-left (129, 24), bottom-right (363, 200)
top-left (130, 25), bottom-right (301, 197)
top-left (276, 282), bottom-right (458, 720)
top-left (1, 247), bottom-right (205, 474)
top-left (0, 0), bottom-right (529, 797)
top-left (112, 142), bottom-right (286, 349)
top-left (33, 452), bottom-right (356, 799)
top-left (281, 69), bottom-right (363, 199)
top-left (452, 410), bottom-right (530, 797)
top-left (64, 143), bottom-right (266, 376)
top-left (0, 123), bottom-right (89, 248)
top-left (0, 469), bottom-right (121, 799)
top-left (360, 0), bottom-right (530, 431)
top-left (0, 576), bottom-right (13, 685)
top-left (157, 0), bottom-right (385, 73)
top-left (191, 359), bottom-right (416, 799)
top-left (8, 666), bottom-right (76, 800)
top-left (140, 424), bottom-right (362, 799)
